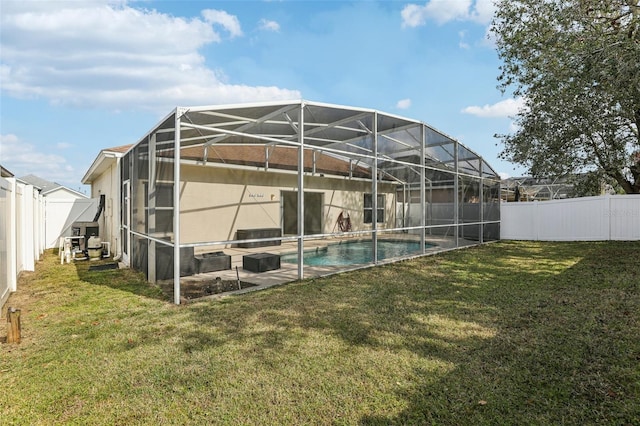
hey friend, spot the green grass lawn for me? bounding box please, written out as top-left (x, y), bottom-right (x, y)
top-left (1, 241), bottom-right (639, 425)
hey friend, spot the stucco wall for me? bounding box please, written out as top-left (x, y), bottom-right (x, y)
top-left (178, 164), bottom-right (397, 246)
top-left (90, 161), bottom-right (120, 255)
top-left (90, 159), bottom-right (399, 256)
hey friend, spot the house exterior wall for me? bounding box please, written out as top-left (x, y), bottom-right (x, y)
top-left (178, 164), bottom-right (396, 250)
top-left (84, 102), bottom-right (504, 299)
top-left (90, 161), bottom-right (120, 256)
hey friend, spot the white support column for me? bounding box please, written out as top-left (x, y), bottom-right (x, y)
top-left (297, 102), bottom-right (305, 280)
top-left (312, 151), bottom-right (317, 175)
top-left (420, 125), bottom-right (426, 252)
top-left (148, 134), bottom-right (157, 283)
top-left (479, 161), bottom-right (484, 244)
top-left (173, 109), bottom-right (183, 305)
top-left (454, 141), bottom-right (459, 247)
top-left (372, 112), bottom-right (378, 263)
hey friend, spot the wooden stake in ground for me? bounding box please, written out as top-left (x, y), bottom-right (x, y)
top-left (7, 307), bottom-right (21, 344)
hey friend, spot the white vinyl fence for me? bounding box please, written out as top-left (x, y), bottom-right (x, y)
top-left (1, 178), bottom-right (102, 308)
top-left (501, 195), bottom-right (640, 241)
top-left (0, 176), bottom-right (13, 307)
top-left (1, 177), bottom-right (46, 308)
top-left (45, 198), bottom-right (98, 249)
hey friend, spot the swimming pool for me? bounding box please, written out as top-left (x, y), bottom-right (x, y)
top-left (280, 239), bottom-right (435, 266)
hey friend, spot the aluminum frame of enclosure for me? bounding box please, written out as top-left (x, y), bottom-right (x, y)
top-left (119, 100), bottom-right (501, 304)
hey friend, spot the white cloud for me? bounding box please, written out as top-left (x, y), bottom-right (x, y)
top-left (202, 9), bottom-right (243, 38)
top-left (259, 19), bottom-right (280, 32)
top-left (0, 1), bottom-right (300, 112)
top-left (0, 134), bottom-right (75, 184)
top-left (401, 0), bottom-right (495, 27)
top-left (401, 4), bottom-right (429, 28)
top-left (461, 97), bottom-right (526, 118)
top-left (458, 30), bottom-right (470, 49)
top-left (396, 98), bottom-right (412, 109)
top-left (56, 142), bottom-right (73, 149)
top-left (472, 0), bottom-right (496, 24)
top-left (498, 171), bottom-right (511, 180)
top-left (481, 24), bottom-right (497, 48)
top-left (508, 121), bottom-right (521, 133)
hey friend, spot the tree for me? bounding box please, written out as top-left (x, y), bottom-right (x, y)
top-left (492, 0), bottom-right (640, 193)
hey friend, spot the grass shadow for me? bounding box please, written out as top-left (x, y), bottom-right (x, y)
top-left (73, 258), bottom-right (167, 301)
top-left (180, 241), bottom-right (639, 424)
top-left (9, 243), bottom-right (637, 424)
top-left (356, 241), bottom-right (640, 424)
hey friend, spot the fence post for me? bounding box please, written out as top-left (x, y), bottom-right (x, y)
top-left (7, 307), bottom-right (21, 344)
top-left (534, 200), bottom-right (540, 241)
top-left (606, 194), bottom-right (612, 240)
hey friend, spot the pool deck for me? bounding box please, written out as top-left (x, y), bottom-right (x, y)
top-left (165, 235), bottom-right (480, 301)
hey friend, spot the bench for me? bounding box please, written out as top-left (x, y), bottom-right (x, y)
top-left (236, 228), bottom-right (282, 248)
top-left (195, 251), bottom-right (231, 273)
top-left (154, 245), bottom-right (197, 280)
top-left (243, 253), bottom-right (281, 273)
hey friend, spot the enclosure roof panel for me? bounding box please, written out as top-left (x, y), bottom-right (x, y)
top-left (176, 144), bottom-right (372, 178)
top-left (102, 100), bottom-right (500, 180)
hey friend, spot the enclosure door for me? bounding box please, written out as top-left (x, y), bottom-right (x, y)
top-left (282, 191), bottom-right (323, 235)
top-left (122, 180), bottom-right (131, 265)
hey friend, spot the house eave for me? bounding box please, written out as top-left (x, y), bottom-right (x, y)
top-left (81, 150), bottom-right (125, 184)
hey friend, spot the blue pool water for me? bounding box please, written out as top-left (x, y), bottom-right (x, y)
top-left (281, 240), bottom-right (435, 266)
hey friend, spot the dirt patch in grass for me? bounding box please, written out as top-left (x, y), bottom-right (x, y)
top-left (157, 277), bottom-right (257, 301)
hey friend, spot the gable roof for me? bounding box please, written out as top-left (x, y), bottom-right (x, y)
top-left (19, 174), bottom-right (87, 197)
top-left (1, 165), bottom-right (15, 178)
top-left (82, 144), bottom-right (133, 184)
top-left (20, 174), bottom-right (60, 192)
top-left (104, 144), bottom-right (133, 154)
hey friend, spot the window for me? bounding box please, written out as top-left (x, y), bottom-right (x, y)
top-left (364, 193), bottom-right (385, 224)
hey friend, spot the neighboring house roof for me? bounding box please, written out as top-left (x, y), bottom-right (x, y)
top-left (20, 174), bottom-right (87, 198)
top-left (1, 165), bottom-right (14, 178)
top-left (20, 174), bottom-right (60, 192)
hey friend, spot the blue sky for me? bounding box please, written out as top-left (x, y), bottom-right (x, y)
top-left (0, 0), bottom-right (525, 193)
